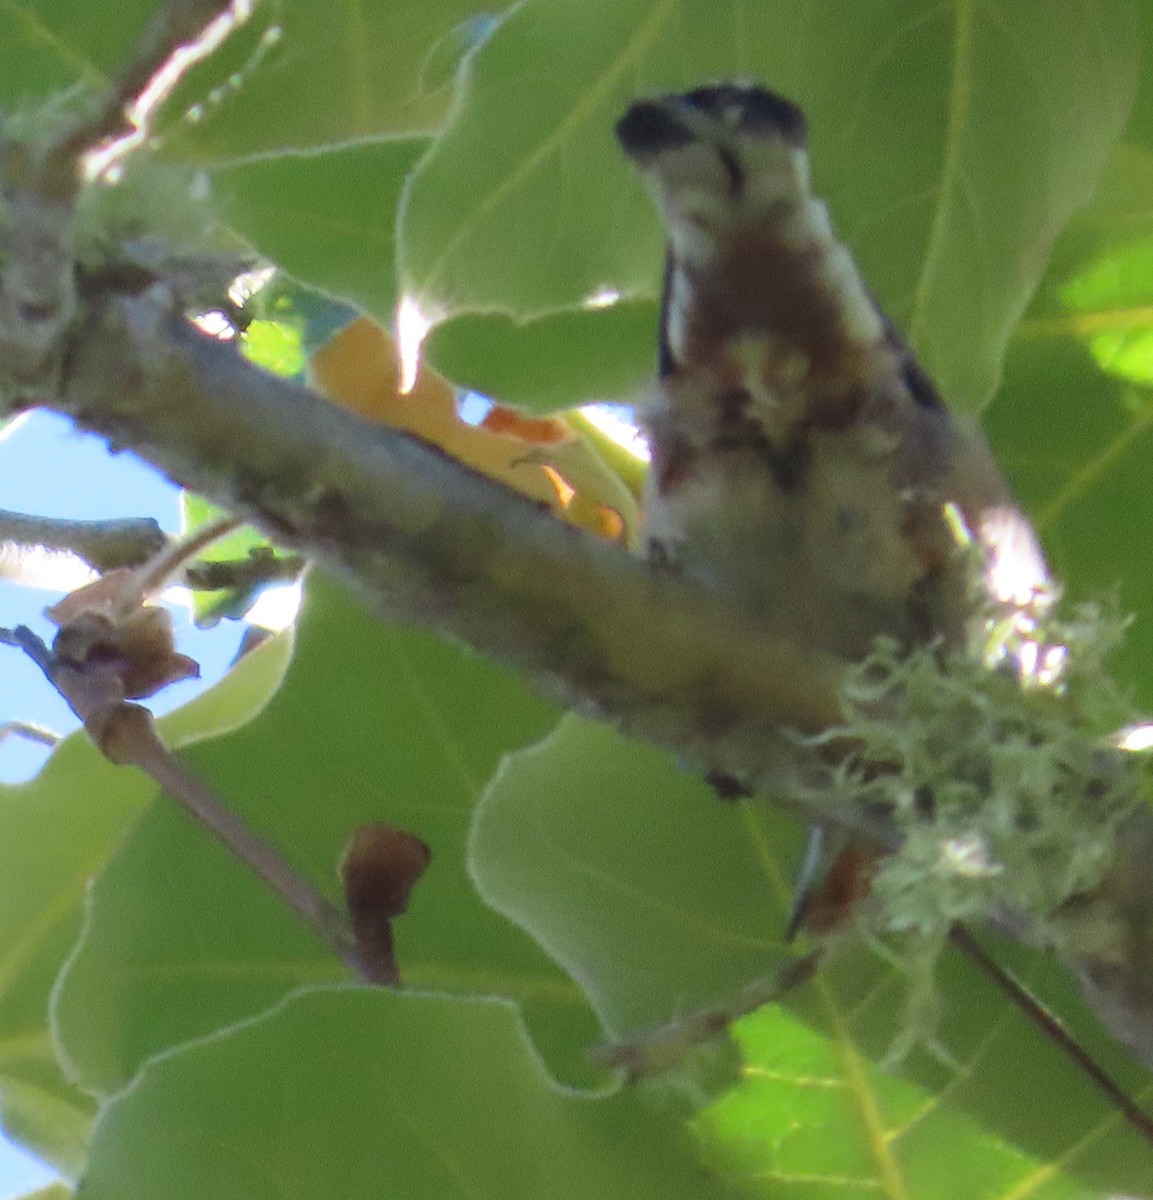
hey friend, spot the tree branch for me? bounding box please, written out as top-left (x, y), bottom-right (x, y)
top-left (0, 509), bottom-right (168, 573)
top-left (0, 507), bottom-right (304, 595)
top-left (42, 283), bottom-right (1153, 1083)
top-left (44, 288), bottom-right (846, 791)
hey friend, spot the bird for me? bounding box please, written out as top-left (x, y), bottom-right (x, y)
top-left (615, 83), bottom-right (1049, 934)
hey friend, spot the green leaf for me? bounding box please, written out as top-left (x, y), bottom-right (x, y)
top-left (159, 2), bottom-right (510, 163)
top-left (52, 573), bottom-right (595, 1099)
top-left (471, 721), bottom-right (1153, 1194)
top-left (212, 139), bottom-right (428, 321)
top-left (698, 956), bottom-right (1153, 1198)
top-left (400, 0), bottom-right (1137, 412)
top-left (17, 1185), bottom-right (71, 1200)
top-left (1120, 1), bottom-right (1153, 156)
top-left (0, 631), bottom-right (291, 1176)
top-left (240, 319), bottom-right (307, 377)
top-left (423, 302), bottom-right (659, 412)
top-left (1027, 156), bottom-right (1153, 389)
top-left (986, 339), bottom-right (1153, 709)
top-left (180, 492), bottom-right (298, 627)
top-left (1042, 152), bottom-right (1153, 347)
top-left (1044, 144), bottom-right (1153, 294)
top-left (470, 715), bottom-right (802, 1035)
top-left (0, 0), bottom-right (154, 103)
top-left (79, 989), bottom-right (734, 1200)
top-left (818, 937), bottom-right (1150, 1193)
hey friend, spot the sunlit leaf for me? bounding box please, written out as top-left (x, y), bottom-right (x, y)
top-left (239, 320), bottom-right (306, 378)
top-left (15, 1184), bottom-right (71, 1200)
top-left (698, 980), bottom-right (1152, 1198)
top-left (310, 317), bottom-right (637, 538)
top-left (179, 495), bottom-right (297, 627)
top-left (1040, 228), bottom-right (1153, 387)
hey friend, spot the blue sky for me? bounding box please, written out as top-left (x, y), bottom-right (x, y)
top-left (0, 410), bottom-right (247, 1195)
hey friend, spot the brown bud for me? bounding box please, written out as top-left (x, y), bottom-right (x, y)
top-left (340, 823), bottom-right (431, 920)
top-left (339, 823), bottom-right (431, 986)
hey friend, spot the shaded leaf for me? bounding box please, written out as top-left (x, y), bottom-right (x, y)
top-left (0, 0), bottom-right (154, 104)
top-left (159, 1), bottom-right (510, 161)
top-left (79, 989), bottom-right (734, 1200)
top-left (422, 302), bottom-right (659, 414)
top-left (987, 339), bottom-right (1153, 709)
top-left (212, 139), bottom-right (428, 321)
top-left (1120, 4), bottom-right (1153, 156)
top-left (470, 719), bottom-right (1153, 1195)
top-left (470, 715), bottom-right (803, 1036)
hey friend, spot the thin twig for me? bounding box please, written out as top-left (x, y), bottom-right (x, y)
top-left (184, 550), bottom-right (304, 592)
top-left (5, 624), bottom-right (368, 980)
top-left (949, 924), bottom-right (1153, 1147)
top-left (0, 509), bottom-right (167, 573)
top-left (0, 507), bottom-right (303, 595)
top-left (593, 952), bottom-right (822, 1080)
top-left (0, 720), bottom-right (60, 749)
top-left (2, 625), bottom-right (53, 671)
top-left (132, 722), bottom-right (359, 971)
top-left (122, 514), bottom-right (240, 610)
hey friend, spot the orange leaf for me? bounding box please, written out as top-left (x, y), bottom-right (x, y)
top-left (310, 318), bottom-right (566, 512)
top-left (480, 405), bottom-right (570, 445)
top-left (310, 317), bottom-right (639, 544)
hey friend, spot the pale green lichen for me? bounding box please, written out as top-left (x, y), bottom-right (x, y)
top-left (788, 585), bottom-right (1151, 1063)
top-left (815, 592), bottom-right (1146, 947)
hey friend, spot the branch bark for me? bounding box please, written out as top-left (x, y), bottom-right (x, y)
top-left (0, 509), bottom-right (168, 573)
top-left (44, 288), bottom-right (846, 791)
